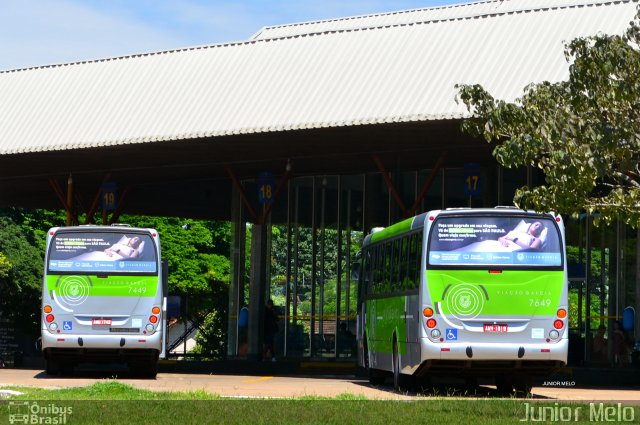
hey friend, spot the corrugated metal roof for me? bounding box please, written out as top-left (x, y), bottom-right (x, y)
top-left (252, 0), bottom-right (633, 39)
top-left (0, 0), bottom-right (637, 155)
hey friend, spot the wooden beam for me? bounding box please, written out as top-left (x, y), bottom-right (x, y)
top-left (407, 152), bottom-right (448, 216)
top-left (226, 166), bottom-right (258, 223)
top-left (372, 154), bottom-right (408, 217)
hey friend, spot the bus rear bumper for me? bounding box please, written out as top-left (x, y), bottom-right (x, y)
top-left (416, 338), bottom-right (567, 376)
top-left (42, 332), bottom-right (162, 360)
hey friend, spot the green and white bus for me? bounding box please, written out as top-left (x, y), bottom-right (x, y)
top-left (41, 225), bottom-right (167, 377)
top-left (357, 208), bottom-right (568, 392)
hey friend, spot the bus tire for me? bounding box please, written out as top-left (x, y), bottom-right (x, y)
top-left (45, 359), bottom-right (60, 375)
top-left (130, 361), bottom-right (158, 379)
top-left (392, 339), bottom-right (401, 391)
top-left (60, 361), bottom-right (74, 376)
top-left (495, 375), bottom-right (514, 395)
top-left (364, 336), bottom-right (384, 385)
top-left (513, 375), bottom-right (532, 396)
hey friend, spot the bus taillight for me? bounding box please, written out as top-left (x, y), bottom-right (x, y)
top-left (426, 319), bottom-right (437, 328)
top-left (553, 320), bottom-right (564, 329)
top-left (149, 315), bottom-right (158, 324)
top-left (46, 314), bottom-right (55, 323)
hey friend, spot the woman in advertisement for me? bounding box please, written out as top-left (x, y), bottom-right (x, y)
top-left (104, 236), bottom-right (143, 259)
top-left (498, 221), bottom-right (546, 250)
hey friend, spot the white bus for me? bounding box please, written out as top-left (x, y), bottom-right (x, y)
top-left (357, 208), bottom-right (568, 393)
top-left (41, 225), bottom-right (167, 377)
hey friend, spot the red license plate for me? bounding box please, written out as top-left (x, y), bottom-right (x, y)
top-left (92, 318), bottom-right (112, 326)
top-left (483, 324), bottom-right (508, 332)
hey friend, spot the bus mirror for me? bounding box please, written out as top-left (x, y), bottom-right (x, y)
top-left (162, 260), bottom-right (169, 294)
top-left (351, 261), bottom-right (360, 281)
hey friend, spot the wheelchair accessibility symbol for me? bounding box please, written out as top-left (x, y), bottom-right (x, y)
top-left (63, 321), bottom-right (72, 331)
top-left (446, 328), bottom-right (458, 341)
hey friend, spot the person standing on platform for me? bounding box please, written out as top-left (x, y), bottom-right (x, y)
top-left (263, 299), bottom-right (279, 361)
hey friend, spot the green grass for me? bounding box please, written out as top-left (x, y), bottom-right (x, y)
top-left (3, 380), bottom-right (218, 400)
top-left (1, 382), bottom-right (638, 425)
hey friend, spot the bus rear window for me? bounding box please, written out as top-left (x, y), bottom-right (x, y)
top-left (428, 215), bottom-right (562, 268)
top-left (48, 232), bottom-right (157, 273)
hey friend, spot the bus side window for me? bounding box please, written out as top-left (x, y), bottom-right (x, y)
top-left (414, 232), bottom-right (423, 288)
top-left (369, 247), bottom-right (376, 294)
top-left (392, 239), bottom-right (401, 293)
top-left (383, 242), bottom-right (392, 294)
top-left (373, 245), bottom-right (382, 294)
top-left (400, 236), bottom-right (409, 291)
top-left (360, 250), bottom-right (370, 298)
top-left (408, 233), bottom-right (420, 290)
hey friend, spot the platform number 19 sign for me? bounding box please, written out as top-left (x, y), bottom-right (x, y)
top-left (102, 182), bottom-right (117, 211)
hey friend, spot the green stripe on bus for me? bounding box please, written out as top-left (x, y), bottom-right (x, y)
top-left (370, 217), bottom-right (415, 243)
top-left (46, 275), bottom-right (158, 297)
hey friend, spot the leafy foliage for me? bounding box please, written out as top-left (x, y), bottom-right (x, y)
top-left (0, 252), bottom-right (10, 279)
top-left (0, 216), bottom-right (44, 333)
top-left (190, 305), bottom-right (228, 359)
top-left (118, 215), bottom-right (231, 295)
top-left (457, 15), bottom-right (640, 226)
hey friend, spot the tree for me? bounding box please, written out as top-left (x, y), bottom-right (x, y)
top-left (0, 252), bottom-right (10, 279)
top-left (0, 216), bottom-right (44, 333)
top-left (457, 15), bottom-right (640, 226)
top-left (118, 215), bottom-right (231, 295)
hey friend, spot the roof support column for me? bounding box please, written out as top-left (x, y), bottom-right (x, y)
top-left (49, 176), bottom-right (76, 225)
top-left (108, 186), bottom-right (131, 224)
top-left (248, 222), bottom-right (267, 361)
top-left (66, 174), bottom-right (73, 226)
top-left (407, 152), bottom-right (447, 216)
top-left (372, 154), bottom-right (408, 217)
top-left (84, 173), bottom-right (112, 224)
top-left (373, 153), bottom-right (448, 218)
top-left (226, 160), bottom-right (292, 361)
top-left (226, 166), bottom-right (259, 223)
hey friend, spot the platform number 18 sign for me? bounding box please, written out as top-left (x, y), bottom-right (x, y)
top-left (257, 172), bottom-right (275, 204)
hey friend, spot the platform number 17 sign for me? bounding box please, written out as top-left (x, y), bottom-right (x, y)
top-left (463, 163), bottom-right (481, 197)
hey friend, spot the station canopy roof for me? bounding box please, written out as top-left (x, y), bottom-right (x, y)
top-left (0, 0), bottom-right (637, 218)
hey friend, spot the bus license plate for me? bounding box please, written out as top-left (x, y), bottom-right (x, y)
top-left (92, 318), bottom-right (112, 326)
top-left (483, 324), bottom-right (508, 332)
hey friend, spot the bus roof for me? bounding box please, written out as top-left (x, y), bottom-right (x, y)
top-left (364, 212), bottom-right (428, 246)
top-left (362, 208), bottom-right (559, 247)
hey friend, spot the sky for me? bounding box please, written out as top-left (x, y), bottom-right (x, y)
top-left (0, 0), bottom-right (463, 71)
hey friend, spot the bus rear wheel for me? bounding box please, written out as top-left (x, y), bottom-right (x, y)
top-left (513, 375), bottom-right (533, 396)
top-left (129, 361), bottom-right (158, 379)
top-left (45, 359), bottom-right (60, 375)
top-left (495, 375), bottom-right (531, 397)
top-left (364, 336), bottom-right (384, 385)
top-left (45, 358), bottom-right (73, 376)
top-left (392, 339), bottom-right (401, 391)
